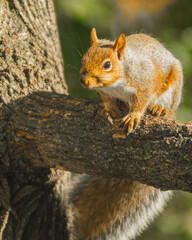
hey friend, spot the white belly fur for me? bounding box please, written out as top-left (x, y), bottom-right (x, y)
top-left (101, 78), bottom-right (137, 104)
top-left (101, 77), bottom-right (174, 110)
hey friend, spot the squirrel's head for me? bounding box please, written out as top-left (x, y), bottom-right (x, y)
top-left (80, 28), bottom-right (126, 89)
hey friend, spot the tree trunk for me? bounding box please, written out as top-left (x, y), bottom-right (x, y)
top-left (0, 0), bottom-right (192, 240)
top-left (0, 0), bottom-right (70, 239)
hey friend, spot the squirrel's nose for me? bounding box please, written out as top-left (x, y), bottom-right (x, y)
top-left (80, 76), bottom-right (85, 84)
top-left (80, 70), bottom-right (88, 84)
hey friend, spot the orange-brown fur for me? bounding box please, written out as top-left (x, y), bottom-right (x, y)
top-left (80, 44), bottom-right (122, 88)
top-left (153, 62), bottom-right (179, 96)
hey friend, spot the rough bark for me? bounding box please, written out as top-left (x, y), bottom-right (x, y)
top-left (0, 0), bottom-right (192, 239)
top-left (1, 92), bottom-right (192, 193)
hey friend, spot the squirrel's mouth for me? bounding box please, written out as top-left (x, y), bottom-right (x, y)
top-left (80, 76), bottom-right (104, 89)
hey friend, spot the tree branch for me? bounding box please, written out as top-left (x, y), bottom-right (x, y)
top-left (1, 91), bottom-right (192, 192)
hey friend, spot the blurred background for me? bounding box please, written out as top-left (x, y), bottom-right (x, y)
top-left (54, 0), bottom-right (192, 239)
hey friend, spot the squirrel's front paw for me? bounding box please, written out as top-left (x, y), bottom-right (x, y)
top-left (102, 103), bottom-right (119, 124)
top-left (120, 112), bottom-right (140, 135)
top-left (102, 109), bottom-right (114, 124)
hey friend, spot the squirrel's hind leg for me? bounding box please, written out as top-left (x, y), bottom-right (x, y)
top-left (147, 104), bottom-right (167, 117)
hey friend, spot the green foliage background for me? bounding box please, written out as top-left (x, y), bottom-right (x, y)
top-left (54, 0), bottom-right (192, 239)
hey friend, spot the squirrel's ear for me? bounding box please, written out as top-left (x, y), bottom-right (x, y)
top-left (113, 34), bottom-right (126, 59)
top-left (90, 28), bottom-right (98, 44)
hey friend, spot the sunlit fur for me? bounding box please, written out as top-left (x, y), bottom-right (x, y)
top-left (80, 41), bottom-right (122, 89)
top-left (80, 32), bottom-right (183, 121)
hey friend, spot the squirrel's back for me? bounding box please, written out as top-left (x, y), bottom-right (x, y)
top-left (124, 34), bottom-right (181, 73)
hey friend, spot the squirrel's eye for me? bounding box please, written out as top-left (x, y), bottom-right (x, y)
top-left (103, 61), bottom-right (111, 70)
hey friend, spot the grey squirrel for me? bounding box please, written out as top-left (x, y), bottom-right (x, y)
top-left (65, 28), bottom-right (183, 239)
top-left (80, 28), bottom-right (183, 134)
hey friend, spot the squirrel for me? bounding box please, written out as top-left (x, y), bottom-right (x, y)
top-left (80, 28), bottom-right (183, 134)
top-left (64, 29), bottom-right (183, 240)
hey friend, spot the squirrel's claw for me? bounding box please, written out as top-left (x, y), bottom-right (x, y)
top-left (101, 102), bottom-right (119, 124)
top-left (148, 105), bottom-right (167, 117)
top-left (120, 113), bottom-right (140, 135)
top-left (102, 109), bottom-right (114, 124)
